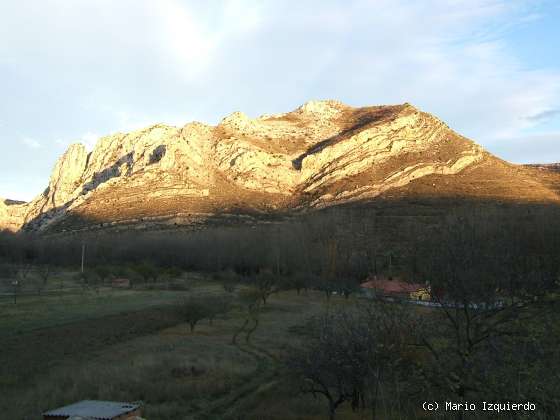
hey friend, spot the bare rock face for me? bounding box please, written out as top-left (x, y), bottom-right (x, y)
top-left (1, 100), bottom-right (555, 233)
top-left (47, 143), bottom-right (89, 208)
top-left (0, 199), bottom-right (28, 231)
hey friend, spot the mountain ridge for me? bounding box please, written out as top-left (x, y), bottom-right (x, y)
top-left (2, 100), bottom-right (559, 233)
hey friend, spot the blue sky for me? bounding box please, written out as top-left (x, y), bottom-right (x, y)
top-left (1, 0), bottom-right (559, 201)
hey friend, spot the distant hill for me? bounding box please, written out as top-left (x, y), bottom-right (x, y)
top-left (1, 100), bottom-right (559, 234)
top-left (524, 163), bottom-right (560, 173)
top-left (3, 199), bottom-right (26, 205)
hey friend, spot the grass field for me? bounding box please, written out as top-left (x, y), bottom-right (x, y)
top-left (0, 272), bottom-right (214, 337)
top-left (0, 274), bottom-right (376, 420)
top-left (2, 273), bottom-right (557, 419)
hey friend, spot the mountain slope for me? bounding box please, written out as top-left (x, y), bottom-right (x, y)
top-left (2, 100), bottom-right (559, 233)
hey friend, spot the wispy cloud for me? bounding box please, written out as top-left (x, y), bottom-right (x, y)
top-left (21, 137), bottom-right (41, 149)
top-left (525, 109), bottom-right (560, 123)
top-left (1, 0), bottom-right (560, 200)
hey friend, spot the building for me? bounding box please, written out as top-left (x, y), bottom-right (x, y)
top-left (111, 278), bottom-right (130, 288)
top-left (409, 286), bottom-right (431, 301)
top-left (360, 275), bottom-right (429, 301)
top-left (43, 400), bottom-right (142, 420)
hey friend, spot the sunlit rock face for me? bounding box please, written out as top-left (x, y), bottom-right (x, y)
top-left (213, 101), bottom-right (484, 204)
top-left (2, 100), bottom-right (554, 233)
top-left (0, 199), bottom-right (28, 231)
top-left (47, 143), bottom-right (89, 208)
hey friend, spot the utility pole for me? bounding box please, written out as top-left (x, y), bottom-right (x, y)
top-left (81, 242), bottom-right (85, 274)
top-left (12, 279), bottom-right (18, 304)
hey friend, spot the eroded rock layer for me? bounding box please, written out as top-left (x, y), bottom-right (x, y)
top-left (2, 100), bottom-right (559, 233)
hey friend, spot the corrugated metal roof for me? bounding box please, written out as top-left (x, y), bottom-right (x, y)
top-left (43, 400), bottom-right (140, 419)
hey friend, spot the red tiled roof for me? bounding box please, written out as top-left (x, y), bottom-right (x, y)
top-left (360, 277), bottom-right (424, 294)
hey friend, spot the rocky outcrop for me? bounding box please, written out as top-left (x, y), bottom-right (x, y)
top-left (0, 199), bottom-right (28, 231)
top-left (47, 143), bottom-right (89, 208)
top-left (2, 100), bottom-right (549, 233)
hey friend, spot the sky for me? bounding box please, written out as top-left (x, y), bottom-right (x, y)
top-left (1, 0), bottom-right (559, 201)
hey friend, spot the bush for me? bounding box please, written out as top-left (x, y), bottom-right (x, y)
top-left (177, 296), bottom-right (216, 332)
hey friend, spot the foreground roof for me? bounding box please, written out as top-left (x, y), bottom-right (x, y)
top-left (43, 400), bottom-right (140, 419)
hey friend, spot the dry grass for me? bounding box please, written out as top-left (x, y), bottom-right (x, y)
top-left (3, 277), bottom-right (551, 419)
top-left (0, 278), bottom-right (342, 419)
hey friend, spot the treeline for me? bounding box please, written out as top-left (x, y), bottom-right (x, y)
top-left (2, 203), bottom-right (560, 289)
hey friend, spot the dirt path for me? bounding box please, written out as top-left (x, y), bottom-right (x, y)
top-left (188, 341), bottom-right (280, 420)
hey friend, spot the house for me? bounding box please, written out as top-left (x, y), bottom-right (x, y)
top-left (111, 278), bottom-right (130, 288)
top-left (43, 400), bottom-right (142, 420)
top-left (360, 275), bottom-right (429, 301)
top-left (410, 286), bottom-right (431, 301)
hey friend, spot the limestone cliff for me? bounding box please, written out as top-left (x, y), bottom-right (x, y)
top-left (0, 199), bottom-right (28, 231)
top-left (2, 100), bottom-right (558, 233)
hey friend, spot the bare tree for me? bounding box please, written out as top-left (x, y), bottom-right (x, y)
top-left (413, 217), bottom-right (560, 419)
top-left (253, 268), bottom-right (278, 305)
top-left (232, 288), bottom-right (262, 345)
top-left (288, 303), bottom-right (419, 420)
top-left (0, 264), bottom-right (18, 304)
top-left (10, 262), bottom-right (34, 303)
top-left (205, 295), bottom-right (233, 325)
top-left (178, 296), bottom-right (213, 333)
top-left (36, 265), bottom-right (58, 295)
